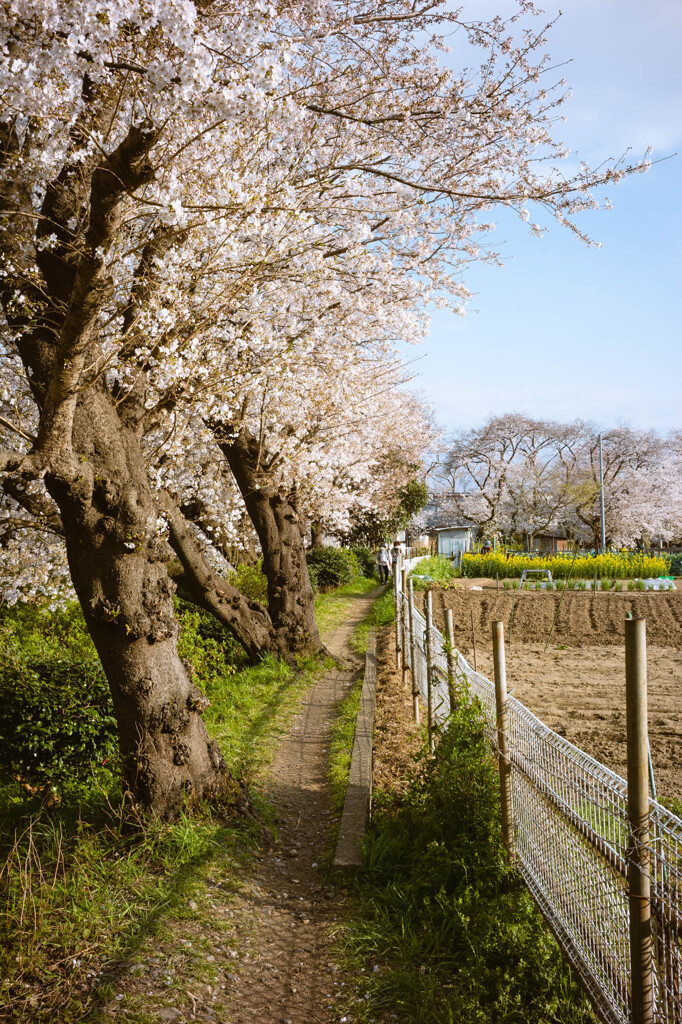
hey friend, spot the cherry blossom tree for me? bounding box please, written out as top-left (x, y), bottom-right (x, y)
top-left (0, 0), bottom-right (648, 814)
top-left (439, 416), bottom-right (682, 549)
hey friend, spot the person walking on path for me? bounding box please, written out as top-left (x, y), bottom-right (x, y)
top-left (376, 543), bottom-right (392, 584)
top-left (390, 540), bottom-right (402, 577)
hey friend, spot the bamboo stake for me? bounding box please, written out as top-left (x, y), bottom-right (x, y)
top-left (425, 589), bottom-right (435, 753)
top-left (470, 607), bottom-right (478, 673)
top-left (408, 578), bottom-right (419, 724)
top-left (625, 617), bottom-right (654, 1024)
top-left (492, 621), bottom-right (514, 854)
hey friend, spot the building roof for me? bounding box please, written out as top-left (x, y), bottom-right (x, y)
top-left (421, 502), bottom-right (477, 532)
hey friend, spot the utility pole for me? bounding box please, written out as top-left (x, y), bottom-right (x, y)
top-left (599, 432), bottom-right (606, 553)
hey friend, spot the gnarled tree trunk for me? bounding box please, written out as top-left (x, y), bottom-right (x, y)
top-left (44, 390), bottom-right (232, 817)
top-left (161, 489), bottom-right (278, 663)
top-left (215, 426), bottom-right (322, 658)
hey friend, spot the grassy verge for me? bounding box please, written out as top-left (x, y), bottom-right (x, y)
top-left (314, 574), bottom-right (379, 638)
top-left (338, 698), bottom-right (597, 1024)
top-left (0, 604), bottom-right (322, 1023)
top-left (350, 586), bottom-right (395, 657)
top-left (328, 588), bottom-right (395, 824)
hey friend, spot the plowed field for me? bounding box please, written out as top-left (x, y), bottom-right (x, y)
top-left (424, 585), bottom-right (682, 808)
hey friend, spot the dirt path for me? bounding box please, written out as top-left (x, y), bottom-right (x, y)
top-left (91, 588), bottom-right (381, 1024)
top-left (221, 586), bottom-right (382, 1024)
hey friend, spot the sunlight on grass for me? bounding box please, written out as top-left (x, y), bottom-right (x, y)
top-left (314, 575), bottom-right (380, 638)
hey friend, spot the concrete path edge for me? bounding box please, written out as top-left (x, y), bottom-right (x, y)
top-left (332, 630), bottom-right (377, 871)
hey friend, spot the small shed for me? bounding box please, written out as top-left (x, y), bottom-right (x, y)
top-left (409, 503), bottom-right (478, 556)
top-left (531, 531), bottom-right (569, 554)
top-left (433, 525), bottom-right (477, 557)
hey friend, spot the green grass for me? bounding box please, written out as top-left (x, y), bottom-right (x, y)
top-left (338, 698), bottom-right (597, 1024)
top-left (0, 603), bottom-right (324, 1023)
top-left (409, 554), bottom-right (461, 590)
top-left (314, 574), bottom-right (379, 638)
top-left (328, 683), bottom-right (364, 818)
top-left (327, 588), bottom-right (394, 847)
top-left (350, 586), bottom-right (395, 656)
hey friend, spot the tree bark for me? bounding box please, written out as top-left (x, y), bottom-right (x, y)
top-left (0, 114), bottom-right (235, 818)
top-left (43, 389), bottom-right (232, 818)
top-left (215, 426), bottom-right (322, 657)
top-left (161, 489), bottom-right (278, 663)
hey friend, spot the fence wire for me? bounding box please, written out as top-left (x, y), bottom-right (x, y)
top-left (398, 582), bottom-right (682, 1024)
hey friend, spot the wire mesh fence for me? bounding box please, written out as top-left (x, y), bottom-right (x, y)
top-left (396, 574), bottom-right (682, 1024)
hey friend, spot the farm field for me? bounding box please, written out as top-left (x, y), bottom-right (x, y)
top-left (425, 585), bottom-right (682, 808)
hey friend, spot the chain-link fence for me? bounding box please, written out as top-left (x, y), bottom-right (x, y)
top-left (395, 573), bottom-right (682, 1024)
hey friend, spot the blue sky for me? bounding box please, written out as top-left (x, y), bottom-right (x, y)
top-left (405, 1), bottom-right (682, 436)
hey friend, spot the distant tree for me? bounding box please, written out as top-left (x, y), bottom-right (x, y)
top-left (346, 478), bottom-right (429, 548)
top-left (439, 416), bottom-right (682, 549)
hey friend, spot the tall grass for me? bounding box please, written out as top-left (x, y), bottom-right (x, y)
top-left (0, 602), bottom-right (321, 1022)
top-left (339, 698), bottom-right (596, 1023)
top-left (408, 554), bottom-right (461, 590)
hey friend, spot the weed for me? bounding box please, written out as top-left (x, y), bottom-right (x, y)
top-left (0, 600), bottom-right (323, 1022)
top-left (339, 701), bottom-right (596, 1023)
top-left (408, 556), bottom-right (460, 590)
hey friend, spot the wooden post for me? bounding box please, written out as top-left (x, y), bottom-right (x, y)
top-left (394, 561), bottom-right (402, 670)
top-left (470, 607), bottom-right (478, 673)
top-left (408, 578), bottom-right (420, 724)
top-left (425, 589), bottom-right (435, 753)
top-left (445, 608), bottom-right (458, 712)
top-left (401, 568), bottom-right (409, 689)
top-left (492, 621), bottom-right (514, 854)
top-left (625, 617), bottom-right (654, 1024)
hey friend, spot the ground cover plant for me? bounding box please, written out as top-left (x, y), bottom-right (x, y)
top-left (327, 587), bottom-right (395, 861)
top-left (408, 554), bottom-right (462, 590)
top-left (0, 598), bottom-right (322, 1022)
top-left (341, 698), bottom-right (596, 1023)
top-left (313, 575), bottom-right (379, 637)
top-left (461, 551), bottom-right (668, 580)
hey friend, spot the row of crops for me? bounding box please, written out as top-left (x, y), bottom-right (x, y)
top-left (459, 551), bottom-right (671, 579)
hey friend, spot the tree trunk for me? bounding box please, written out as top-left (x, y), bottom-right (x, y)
top-left (215, 427), bottom-right (322, 657)
top-left (45, 390), bottom-right (232, 818)
top-left (161, 489), bottom-right (277, 663)
top-left (311, 521), bottom-right (324, 547)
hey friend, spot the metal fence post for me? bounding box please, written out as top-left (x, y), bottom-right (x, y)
top-left (492, 621), bottom-right (514, 854)
top-left (401, 568), bottom-right (409, 689)
top-left (625, 617), bottom-right (654, 1024)
top-left (445, 608), bottom-right (458, 713)
top-left (425, 589), bottom-right (435, 753)
top-left (408, 577), bottom-right (420, 725)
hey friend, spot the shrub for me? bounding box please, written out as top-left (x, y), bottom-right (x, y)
top-left (0, 605), bottom-right (117, 798)
top-left (305, 546), bottom-right (359, 591)
top-left (227, 560), bottom-right (268, 604)
top-left (176, 598), bottom-right (245, 674)
top-left (350, 545), bottom-right (378, 579)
